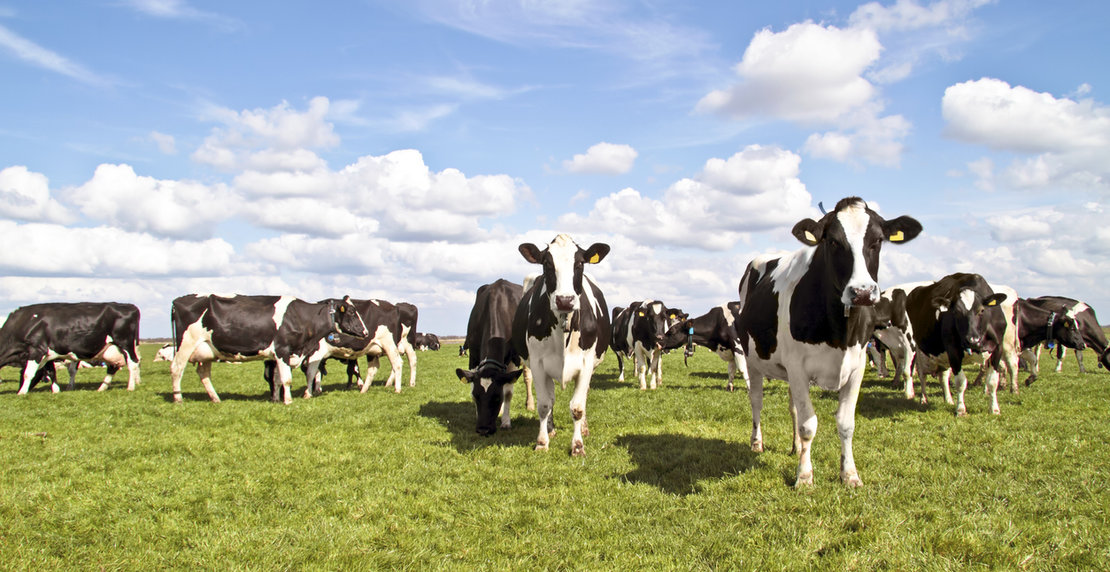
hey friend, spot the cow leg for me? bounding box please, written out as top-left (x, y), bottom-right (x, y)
top-left (404, 342), bottom-right (418, 387)
top-left (727, 361), bottom-right (736, 392)
top-left (523, 365), bottom-right (535, 411)
top-left (1054, 346), bottom-right (1065, 373)
top-left (915, 351), bottom-right (929, 405)
top-left (66, 361), bottom-right (78, 391)
top-left (360, 356), bottom-right (381, 392)
top-left (1075, 348), bottom-right (1086, 374)
top-left (383, 344), bottom-right (404, 394)
top-left (635, 345), bottom-right (649, 390)
top-left (941, 369), bottom-right (954, 405)
top-left (568, 363), bottom-right (595, 457)
top-left (195, 361), bottom-right (221, 403)
top-left (499, 382), bottom-right (514, 429)
top-left (345, 360), bottom-right (360, 390)
top-left (616, 352), bottom-right (625, 383)
top-left (986, 369), bottom-right (1001, 415)
top-left (649, 348), bottom-right (663, 389)
top-left (954, 370), bottom-right (969, 416)
top-left (837, 377), bottom-right (863, 487)
top-left (747, 372), bottom-right (764, 452)
top-left (171, 328), bottom-right (206, 403)
top-left (126, 350), bottom-right (141, 391)
top-left (18, 360), bottom-right (42, 395)
top-left (788, 378), bottom-right (818, 488)
top-left (534, 371), bottom-right (556, 452)
top-left (273, 361), bottom-right (293, 405)
top-left (303, 360), bottom-right (324, 399)
top-left (97, 365), bottom-right (120, 392)
top-left (1004, 352), bottom-right (1019, 394)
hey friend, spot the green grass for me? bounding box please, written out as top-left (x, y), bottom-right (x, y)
top-left (1, 342), bottom-right (1108, 570)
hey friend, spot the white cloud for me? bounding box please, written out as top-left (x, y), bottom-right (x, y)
top-left (0, 166), bottom-right (74, 223)
top-left (68, 163), bottom-right (234, 239)
top-left (943, 78), bottom-right (1110, 191)
top-left (0, 23), bottom-right (108, 86)
top-left (193, 97), bottom-right (341, 171)
top-left (849, 0), bottom-right (993, 33)
top-left (149, 131), bottom-right (177, 155)
top-left (563, 142), bottom-right (638, 175)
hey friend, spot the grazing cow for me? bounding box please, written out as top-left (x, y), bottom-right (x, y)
top-left (1024, 296), bottom-right (1110, 374)
top-left (313, 298), bottom-right (406, 395)
top-left (611, 300), bottom-right (679, 390)
top-left (1014, 298), bottom-right (1086, 386)
top-left (153, 343), bottom-right (175, 362)
top-left (900, 273), bottom-right (1008, 415)
top-left (414, 332), bottom-right (441, 351)
top-left (661, 302), bottom-right (749, 391)
top-left (456, 279), bottom-right (533, 435)
top-left (512, 234), bottom-right (611, 457)
top-left (169, 294), bottom-right (368, 404)
top-left (736, 197), bottom-right (921, 487)
top-left (0, 302), bottom-right (142, 394)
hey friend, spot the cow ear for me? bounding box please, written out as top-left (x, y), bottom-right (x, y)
top-left (931, 297), bottom-right (949, 312)
top-left (882, 216), bottom-right (923, 244)
top-left (584, 243), bottom-right (610, 264)
top-left (456, 368), bottom-right (475, 384)
top-left (791, 219), bottom-right (822, 246)
top-left (519, 243), bottom-right (544, 264)
top-left (502, 369), bottom-right (525, 384)
top-left (985, 293), bottom-right (1007, 307)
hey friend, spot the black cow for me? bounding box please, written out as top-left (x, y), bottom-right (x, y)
top-left (1014, 298), bottom-right (1086, 386)
top-left (611, 300), bottom-right (680, 390)
top-left (512, 234), bottom-right (611, 457)
top-left (737, 197), bottom-right (921, 487)
top-left (902, 273), bottom-right (1008, 415)
top-left (1024, 296), bottom-right (1110, 374)
top-left (0, 302), bottom-right (142, 394)
top-left (456, 279), bottom-right (532, 435)
top-left (169, 294), bottom-right (368, 404)
top-left (414, 332), bottom-right (441, 351)
top-left (660, 302), bottom-right (749, 391)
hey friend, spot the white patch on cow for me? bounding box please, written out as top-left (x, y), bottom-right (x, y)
top-left (650, 301), bottom-right (663, 314)
top-left (837, 201), bottom-right (879, 306)
top-left (958, 289), bottom-right (976, 312)
top-left (480, 377), bottom-right (493, 392)
top-left (548, 234), bottom-right (581, 312)
top-left (1068, 303), bottom-right (1088, 318)
top-left (272, 296), bottom-right (295, 329)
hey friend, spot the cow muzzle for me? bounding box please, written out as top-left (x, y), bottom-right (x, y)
top-left (847, 284), bottom-right (878, 307)
top-left (554, 295), bottom-right (576, 313)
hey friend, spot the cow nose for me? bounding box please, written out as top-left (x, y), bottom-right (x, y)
top-left (850, 285), bottom-right (878, 306)
top-left (555, 295), bottom-right (575, 312)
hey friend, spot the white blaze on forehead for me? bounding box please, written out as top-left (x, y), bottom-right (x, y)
top-left (480, 377), bottom-right (493, 391)
top-left (836, 201), bottom-right (878, 303)
top-left (650, 302), bottom-right (663, 314)
top-left (548, 233), bottom-right (580, 298)
top-left (959, 289), bottom-right (976, 311)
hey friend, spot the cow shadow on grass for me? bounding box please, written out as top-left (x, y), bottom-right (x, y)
top-left (613, 433), bottom-right (761, 496)
top-left (811, 383), bottom-right (925, 420)
top-left (419, 400), bottom-right (541, 453)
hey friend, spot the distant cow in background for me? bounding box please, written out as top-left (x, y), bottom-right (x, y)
top-left (513, 234), bottom-right (611, 457)
top-left (661, 302), bottom-right (749, 391)
top-left (611, 300), bottom-right (680, 390)
top-left (736, 197), bottom-right (921, 487)
top-left (0, 302), bottom-right (142, 394)
top-left (414, 332), bottom-right (441, 351)
top-left (457, 279), bottom-right (533, 435)
top-left (169, 294), bottom-right (368, 404)
top-left (1014, 298), bottom-right (1085, 386)
top-left (1024, 296), bottom-right (1110, 375)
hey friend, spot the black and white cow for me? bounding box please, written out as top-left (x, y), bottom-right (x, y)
top-left (387, 302), bottom-right (419, 389)
top-left (512, 234), bottom-right (611, 457)
top-left (414, 332), bottom-right (441, 351)
top-left (169, 294), bottom-right (368, 404)
top-left (611, 300), bottom-right (680, 390)
top-left (660, 302), bottom-right (749, 391)
top-left (1014, 298), bottom-right (1086, 386)
top-left (1024, 296), bottom-right (1110, 374)
top-left (900, 273), bottom-right (1008, 416)
top-left (0, 302), bottom-right (142, 394)
top-left (456, 279), bottom-right (533, 435)
top-left (736, 197), bottom-right (921, 487)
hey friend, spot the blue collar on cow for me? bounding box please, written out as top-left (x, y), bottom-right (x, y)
top-left (1045, 311), bottom-right (1056, 348)
top-left (326, 301), bottom-right (339, 342)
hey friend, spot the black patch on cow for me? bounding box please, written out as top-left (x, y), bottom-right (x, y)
top-left (0, 302), bottom-right (141, 377)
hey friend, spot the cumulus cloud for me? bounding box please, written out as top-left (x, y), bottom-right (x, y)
top-left (943, 78), bottom-right (1110, 191)
top-left (560, 145), bottom-right (812, 250)
top-left (67, 164), bottom-right (234, 239)
top-left (563, 142), bottom-right (638, 175)
top-left (0, 166), bottom-right (74, 223)
top-left (193, 96), bottom-right (341, 171)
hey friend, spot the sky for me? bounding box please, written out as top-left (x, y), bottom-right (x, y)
top-left (1, 0), bottom-right (1108, 338)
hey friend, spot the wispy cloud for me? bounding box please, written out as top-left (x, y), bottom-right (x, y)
top-left (120, 0), bottom-right (240, 31)
top-left (0, 23), bottom-right (110, 86)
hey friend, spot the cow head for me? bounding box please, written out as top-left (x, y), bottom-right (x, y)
top-left (633, 301), bottom-right (672, 350)
top-left (332, 296), bottom-right (370, 338)
top-left (934, 289), bottom-right (1006, 353)
top-left (1052, 314), bottom-right (1085, 351)
top-left (456, 361), bottom-right (524, 436)
top-left (519, 234), bottom-right (609, 316)
top-left (792, 197), bottom-right (922, 309)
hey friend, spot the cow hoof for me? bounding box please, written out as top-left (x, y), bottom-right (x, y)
top-left (794, 472), bottom-right (814, 488)
top-left (172, 394), bottom-right (183, 404)
top-left (500, 422), bottom-right (511, 430)
top-left (751, 441), bottom-right (763, 453)
top-left (841, 472), bottom-right (863, 488)
top-left (991, 408), bottom-right (1000, 415)
top-left (535, 442), bottom-right (549, 452)
top-left (303, 391), bottom-right (312, 399)
top-left (956, 408), bottom-right (967, 417)
top-left (571, 441), bottom-right (585, 457)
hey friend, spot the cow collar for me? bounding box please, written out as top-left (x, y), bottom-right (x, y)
top-left (1045, 311), bottom-right (1057, 348)
top-left (477, 357), bottom-right (507, 373)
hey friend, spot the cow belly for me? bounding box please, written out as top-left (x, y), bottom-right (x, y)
top-left (751, 340), bottom-right (863, 392)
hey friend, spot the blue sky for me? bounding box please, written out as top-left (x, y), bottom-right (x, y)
top-left (1, 0), bottom-right (1108, 338)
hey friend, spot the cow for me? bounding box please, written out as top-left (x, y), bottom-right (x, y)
top-left (456, 279), bottom-right (533, 435)
top-left (387, 302), bottom-right (419, 389)
top-left (736, 197), bottom-right (921, 487)
top-left (0, 302), bottom-right (142, 394)
top-left (1024, 296), bottom-right (1110, 375)
top-left (611, 300), bottom-right (680, 390)
top-left (873, 283), bottom-right (930, 398)
top-left (169, 294), bottom-right (368, 404)
top-left (414, 332), bottom-right (441, 351)
top-left (660, 302), bottom-right (749, 391)
top-left (1014, 298), bottom-right (1086, 386)
top-left (153, 343), bottom-right (175, 362)
top-left (898, 273), bottom-right (1008, 416)
top-left (512, 234), bottom-right (611, 457)
top-left (310, 298), bottom-right (406, 395)
top-left (973, 284), bottom-right (1021, 394)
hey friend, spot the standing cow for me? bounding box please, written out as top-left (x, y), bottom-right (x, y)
top-left (660, 302), bottom-right (749, 391)
top-left (0, 302), bottom-right (142, 394)
top-left (611, 300), bottom-right (678, 390)
top-left (1024, 296), bottom-right (1110, 375)
top-left (512, 234), bottom-right (611, 457)
top-left (737, 197), bottom-right (921, 487)
top-left (456, 279), bottom-right (533, 435)
top-left (1014, 298), bottom-right (1085, 386)
top-left (169, 294), bottom-right (368, 404)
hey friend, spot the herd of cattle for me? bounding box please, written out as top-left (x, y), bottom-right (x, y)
top-left (2, 197), bottom-right (1108, 487)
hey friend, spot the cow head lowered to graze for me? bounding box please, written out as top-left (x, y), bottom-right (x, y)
top-left (737, 197), bottom-right (922, 488)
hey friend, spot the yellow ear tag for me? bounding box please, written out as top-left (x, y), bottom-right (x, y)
top-left (804, 231), bottom-right (818, 244)
top-left (987, 299), bottom-right (998, 307)
top-left (589, 253), bottom-right (600, 264)
top-left (889, 230), bottom-right (905, 242)
top-left (638, 311), bottom-right (645, 317)
top-left (339, 306), bottom-right (345, 313)
top-left (669, 314), bottom-right (676, 320)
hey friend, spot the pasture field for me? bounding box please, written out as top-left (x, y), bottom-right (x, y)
top-left (1, 342), bottom-right (1108, 570)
